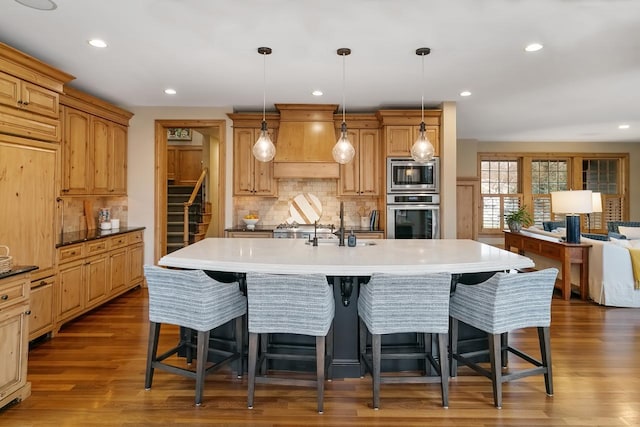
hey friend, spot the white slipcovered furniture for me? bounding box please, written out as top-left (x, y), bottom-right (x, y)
top-left (520, 227), bottom-right (640, 308)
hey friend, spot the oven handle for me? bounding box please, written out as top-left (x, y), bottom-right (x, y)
top-left (387, 204), bottom-right (440, 210)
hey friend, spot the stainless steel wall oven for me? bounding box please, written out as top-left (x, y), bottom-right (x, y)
top-left (386, 193), bottom-right (440, 239)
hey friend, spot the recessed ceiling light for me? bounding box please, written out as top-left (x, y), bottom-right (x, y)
top-left (164, 88), bottom-right (177, 95)
top-left (525, 43), bottom-right (543, 52)
top-left (618, 124), bottom-right (630, 129)
top-left (14, 0), bottom-right (57, 10)
top-left (88, 39), bottom-right (107, 48)
top-left (312, 90), bottom-right (323, 96)
top-left (460, 91), bottom-right (472, 97)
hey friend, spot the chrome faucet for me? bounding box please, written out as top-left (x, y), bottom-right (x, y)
top-left (338, 201), bottom-right (345, 246)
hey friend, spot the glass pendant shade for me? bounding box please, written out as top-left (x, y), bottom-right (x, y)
top-left (252, 121), bottom-right (276, 162)
top-left (411, 122), bottom-right (435, 163)
top-left (332, 123), bottom-right (355, 164)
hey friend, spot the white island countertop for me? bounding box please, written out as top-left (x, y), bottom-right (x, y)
top-left (159, 238), bottom-right (534, 275)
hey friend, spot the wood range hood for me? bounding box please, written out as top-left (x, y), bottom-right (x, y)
top-left (273, 104), bottom-right (340, 179)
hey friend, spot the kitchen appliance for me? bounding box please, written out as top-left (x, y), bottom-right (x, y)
top-left (386, 193), bottom-right (439, 239)
top-left (387, 157), bottom-right (439, 193)
top-left (273, 222), bottom-right (337, 240)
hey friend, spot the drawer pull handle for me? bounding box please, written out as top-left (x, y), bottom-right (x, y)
top-left (40, 281), bottom-right (46, 286)
top-left (25, 310), bottom-right (31, 315)
top-left (1, 295), bottom-right (8, 300)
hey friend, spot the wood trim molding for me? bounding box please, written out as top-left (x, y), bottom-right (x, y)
top-left (60, 86), bottom-right (133, 125)
top-left (0, 42), bottom-right (75, 92)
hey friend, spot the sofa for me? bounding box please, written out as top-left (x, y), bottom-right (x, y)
top-left (519, 225), bottom-right (640, 308)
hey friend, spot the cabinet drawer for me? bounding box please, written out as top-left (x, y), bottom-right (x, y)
top-left (109, 235), bottom-right (128, 249)
top-left (86, 239), bottom-right (108, 255)
top-left (58, 244), bottom-right (84, 263)
top-left (0, 277), bottom-right (29, 310)
top-left (127, 231), bottom-right (143, 245)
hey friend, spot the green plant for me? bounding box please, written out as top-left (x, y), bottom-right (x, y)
top-left (505, 205), bottom-right (533, 228)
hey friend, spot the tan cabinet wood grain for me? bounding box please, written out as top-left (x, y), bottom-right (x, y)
top-left (28, 277), bottom-right (55, 341)
top-left (62, 107), bottom-right (91, 194)
top-left (108, 248), bottom-right (127, 295)
top-left (0, 70), bottom-right (59, 119)
top-left (57, 259), bottom-right (85, 323)
top-left (339, 128), bottom-right (380, 196)
top-left (0, 273), bottom-right (31, 409)
top-left (85, 254), bottom-right (109, 309)
top-left (0, 136), bottom-right (58, 280)
top-left (127, 243), bottom-right (144, 288)
top-left (384, 125), bottom-right (439, 157)
top-left (233, 127), bottom-right (276, 196)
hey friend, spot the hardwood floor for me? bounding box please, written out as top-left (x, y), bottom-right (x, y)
top-left (2, 287), bottom-right (639, 426)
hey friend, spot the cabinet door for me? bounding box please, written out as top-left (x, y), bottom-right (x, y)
top-left (21, 81), bottom-right (59, 118)
top-left (233, 128), bottom-right (256, 195)
top-left (85, 254), bottom-right (109, 308)
top-left (385, 126), bottom-right (412, 156)
top-left (91, 116), bottom-right (110, 194)
top-left (338, 129), bottom-right (360, 196)
top-left (62, 107), bottom-right (92, 194)
top-left (28, 278), bottom-right (55, 340)
top-left (0, 137), bottom-right (58, 280)
top-left (109, 123), bottom-right (127, 194)
top-left (57, 261), bottom-right (85, 322)
top-left (0, 71), bottom-right (20, 108)
top-left (253, 153), bottom-right (275, 195)
top-left (127, 243), bottom-right (144, 287)
top-left (176, 147), bottom-right (202, 185)
top-left (0, 303), bottom-right (29, 401)
top-left (108, 248), bottom-right (128, 294)
top-left (167, 146), bottom-right (176, 181)
top-left (358, 129), bottom-right (380, 196)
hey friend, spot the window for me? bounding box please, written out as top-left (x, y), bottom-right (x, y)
top-left (480, 160), bottom-right (521, 231)
top-left (478, 154), bottom-right (628, 235)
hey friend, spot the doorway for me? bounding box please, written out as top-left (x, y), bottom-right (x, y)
top-left (154, 119), bottom-right (227, 262)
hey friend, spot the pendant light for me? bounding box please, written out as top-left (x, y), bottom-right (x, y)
top-left (411, 47), bottom-right (435, 163)
top-left (253, 47), bottom-right (276, 162)
top-left (332, 48), bottom-right (355, 165)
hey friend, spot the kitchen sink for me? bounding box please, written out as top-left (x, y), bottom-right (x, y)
top-left (305, 240), bottom-right (377, 246)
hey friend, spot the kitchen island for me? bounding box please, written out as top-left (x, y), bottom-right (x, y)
top-left (159, 238), bottom-right (534, 377)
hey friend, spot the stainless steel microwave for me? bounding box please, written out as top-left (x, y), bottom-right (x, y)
top-left (387, 157), bottom-right (439, 193)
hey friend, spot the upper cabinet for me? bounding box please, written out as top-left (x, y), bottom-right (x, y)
top-left (228, 113), bottom-right (278, 197)
top-left (377, 110), bottom-right (441, 158)
top-left (0, 42), bottom-right (74, 142)
top-left (60, 87), bottom-right (132, 196)
top-left (336, 115), bottom-right (381, 197)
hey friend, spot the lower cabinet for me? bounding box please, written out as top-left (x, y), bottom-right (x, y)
top-left (0, 272), bottom-right (31, 409)
top-left (226, 231), bottom-right (273, 238)
top-left (54, 230), bottom-right (144, 332)
top-left (28, 276), bottom-right (55, 341)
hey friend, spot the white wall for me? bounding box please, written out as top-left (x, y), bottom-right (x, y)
top-left (126, 107), bottom-right (233, 266)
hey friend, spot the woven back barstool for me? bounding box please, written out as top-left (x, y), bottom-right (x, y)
top-left (245, 272), bottom-right (335, 414)
top-left (357, 272), bottom-right (452, 410)
top-left (449, 268), bottom-right (558, 408)
top-left (143, 265), bottom-right (246, 406)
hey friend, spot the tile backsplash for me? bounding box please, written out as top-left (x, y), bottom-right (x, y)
top-left (233, 179), bottom-right (379, 228)
top-left (60, 196), bottom-right (128, 232)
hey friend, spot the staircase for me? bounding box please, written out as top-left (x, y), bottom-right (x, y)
top-left (167, 184), bottom-right (211, 253)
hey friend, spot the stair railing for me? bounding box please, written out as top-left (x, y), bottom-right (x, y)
top-left (183, 168), bottom-right (209, 247)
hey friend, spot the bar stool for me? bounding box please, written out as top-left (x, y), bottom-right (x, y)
top-left (449, 268), bottom-right (558, 408)
top-left (245, 272), bottom-right (335, 414)
top-left (143, 265), bottom-right (246, 406)
top-left (357, 272), bottom-right (452, 409)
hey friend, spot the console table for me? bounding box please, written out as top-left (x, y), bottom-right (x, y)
top-left (504, 230), bottom-right (591, 300)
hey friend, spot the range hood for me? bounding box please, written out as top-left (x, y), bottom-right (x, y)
top-left (273, 104), bottom-right (340, 179)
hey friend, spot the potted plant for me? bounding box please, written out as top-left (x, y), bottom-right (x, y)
top-left (505, 206), bottom-right (533, 232)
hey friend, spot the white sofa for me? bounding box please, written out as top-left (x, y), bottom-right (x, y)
top-left (518, 227), bottom-right (640, 308)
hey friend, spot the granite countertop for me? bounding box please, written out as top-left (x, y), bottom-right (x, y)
top-left (0, 265), bottom-right (38, 281)
top-left (56, 226), bottom-right (145, 248)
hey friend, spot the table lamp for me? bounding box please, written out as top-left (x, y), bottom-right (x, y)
top-left (550, 190), bottom-right (593, 243)
top-left (589, 192), bottom-right (602, 232)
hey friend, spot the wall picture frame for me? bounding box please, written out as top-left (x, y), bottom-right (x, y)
top-left (167, 128), bottom-right (192, 141)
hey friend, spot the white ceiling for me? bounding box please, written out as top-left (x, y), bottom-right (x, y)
top-left (1, 0), bottom-right (639, 143)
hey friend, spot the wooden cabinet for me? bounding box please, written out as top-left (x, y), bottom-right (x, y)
top-left (384, 125), bottom-right (439, 157)
top-left (0, 136), bottom-right (59, 281)
top-left (233, 127), bottom-right (277, 196)
top-left (0, 71), bottom-right (59, 118)
top-left (28, 276), bottom-right (55, 341)
top-left (55, 230), bottom-right (145, 330)
top-left (456, 177), bottom-right (479, 240)
top-left (339, 128), bottom-right (380, 196)
top-left (0, 271), bottom-right (31, 410)
top-left (353, 231), bottom-right (385, 240)
top-left (61, 107), bottom-right (128, 195)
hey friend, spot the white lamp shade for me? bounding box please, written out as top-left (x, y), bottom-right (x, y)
top-left (551, 190), bottom-right (593, 214)
top-left (591, 192), bottom-right (603, 213)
